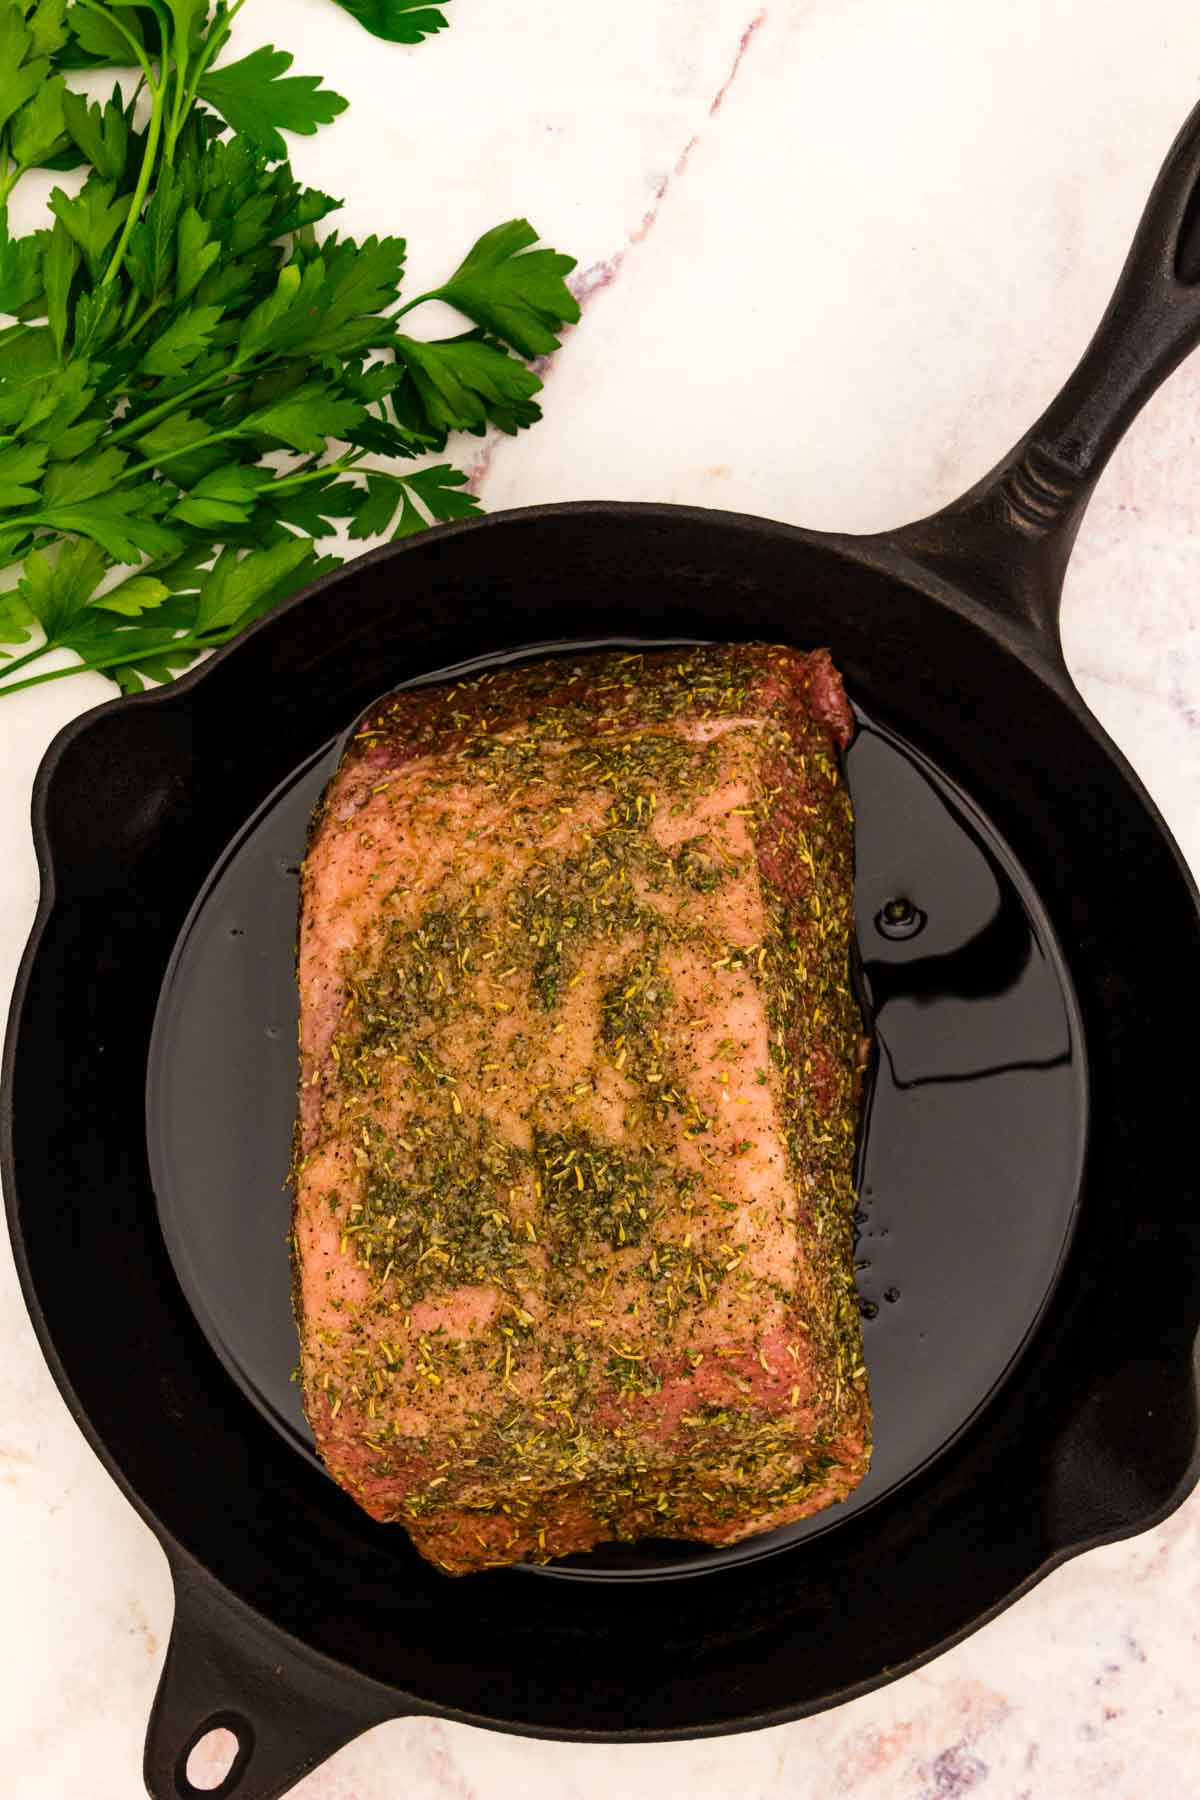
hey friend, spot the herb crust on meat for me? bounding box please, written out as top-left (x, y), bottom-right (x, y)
top-left (293, 643), bottom-right (871, 1573)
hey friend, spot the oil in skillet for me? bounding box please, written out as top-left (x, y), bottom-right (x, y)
top-left (146, 702), bottom-right (1084, 1581)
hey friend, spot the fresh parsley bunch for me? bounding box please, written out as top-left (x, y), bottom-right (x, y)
top-left (0, 0), bottom-right (579, 699)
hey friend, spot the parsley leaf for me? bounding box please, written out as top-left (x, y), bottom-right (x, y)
top-left (33, 493), bottom-right (183, 562)
top-left (42, 215), bottom-right (78, 354)
top-left (162, 0), bottom-right (208, 44)
top-left (64, 1), bottom-right (144, 66)
top-left (0, 10), bottom-right (49, 140)
top-left (0, 208), bottom-right (44, 314)
top-left (27, 0), bottom-right (69, 60)
top-left (175, 205), bottom-right (219, 300)
top-left (169, 463), bottom-right (266, 529)
top-left (61, 85), bottom-right (129, 184)
top-left (42, 446), bottom-right (129, 507)
top-left (426, 220), bottom-right (580, 358)
top-left (395, 334), bottom-right (543, 435)
top-left (0, 442), bottom-right (49, 507)
top-left (125, 165), bottom-right (183, 300)
top-left (59, 598), bottom-right (202, 692)
top-left (330, 1), bottom-right (450, 43)
top-left (192, 536), bottom-right (316, 634)
top-left (0, 585), bottom-right (35, 647)
top-left (388, 487), bottom-right (429, 538)
top-left (139, 305), bottom-right (224, 377)
top-left (265, 475), bottom-right (366, 537)
top-left (18, 357), bottom-right (93, 443)
top-left (243, 386), bottom-right (367, 453)
top-left (198, 47), bottom-right (350, 160)
top-left (49, 176), bottom-right (125, 278)
top-left (109, 644), bottom-right (200, 695)
top-left (72, 282), bottom-right (121, 355)
top-left (347, 462), bottom-right (480, 538)
top-left (10, 76), bottom-right (69, 172)
top-left (345, 472), bottom-right (405, 540)
top-left (0, 1), bottom-right (577, 703)
top-left (92, 571), bottom-right (171, 616)
top-left (17, 536), bottom-right (107, 636)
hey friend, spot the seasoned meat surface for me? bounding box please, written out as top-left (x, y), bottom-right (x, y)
top-left (293, 643), bottom-right (870, 1572)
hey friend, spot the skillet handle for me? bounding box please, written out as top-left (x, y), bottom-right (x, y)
top-left (144, 1556), bottom-right (403, 1800)
top-left (895, 97), bottom-right (1200, 653)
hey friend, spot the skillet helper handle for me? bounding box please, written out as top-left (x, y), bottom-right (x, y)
top-left (144, 1558), bottom-right (401, 1800)
top-left (898, 97), bottom-right (1200, 645)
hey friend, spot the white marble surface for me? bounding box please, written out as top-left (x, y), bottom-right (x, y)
top-left (2, 1), bottom-right (1200, 1795)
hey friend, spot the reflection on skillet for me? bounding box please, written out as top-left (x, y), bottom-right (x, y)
top-left (146, 691), bottom-right (1087, 1582)
top-left (851, 720), bottom-right (1071, 1093)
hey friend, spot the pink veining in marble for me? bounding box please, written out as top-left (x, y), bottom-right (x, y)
top-left (708, 10), bottom-right (767, 116)
top-left (466, 13), bottom-right (768, 502)
top-left (553, 21), bottom-right (766, 349)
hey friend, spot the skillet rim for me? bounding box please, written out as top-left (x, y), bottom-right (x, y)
top-left (3, 498), bottom-right (1199, 1748)
top-left (14, 77), bottom-right (1200, 1781)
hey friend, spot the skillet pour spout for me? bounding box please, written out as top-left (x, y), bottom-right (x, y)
top-left (3, 97), bottom-right (1200, 1800)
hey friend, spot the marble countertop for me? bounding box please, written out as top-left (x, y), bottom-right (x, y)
top-left (2, 1), bottom-right (1199, 1795)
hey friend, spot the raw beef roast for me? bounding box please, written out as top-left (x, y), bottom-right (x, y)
top-left (293, 643), bottom-right (870, 1572)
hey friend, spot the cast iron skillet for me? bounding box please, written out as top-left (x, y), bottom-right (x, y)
top-left (6, 101), bottom-right (1200, 1800)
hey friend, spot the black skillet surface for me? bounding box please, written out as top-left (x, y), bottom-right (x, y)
top-left (4, 100), bottom-right (1200, 1800)
top-left (146, 689), bottom-right (1086, 1579)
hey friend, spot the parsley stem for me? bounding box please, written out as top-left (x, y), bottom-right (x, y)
top-left (165, 11), bottom-right (189, 165)
top-left (0, 657), bottom-right (116, 697)
top-left (0, 631), bottom-right (227, 697)
top-left (107, 366), bottom-right (256, 444)
top-left (0, 640), bottom-right (54, 682)
top-left (0, 134), bottom-right (40, 207)
top-left (118, 293), bottom-right (168, 346)
top-left (172, 0), bottom-right (249, 151)
top-left (392, 291), bottom-right (440, 320)
top-left (120, 425), bottom-right (245, 480)
top-left (125, 433), bottom-right (368, 490)
top-left (269, 451), bottom-right (367, 492)
top-left (102, 78), bottom-right (165, 289)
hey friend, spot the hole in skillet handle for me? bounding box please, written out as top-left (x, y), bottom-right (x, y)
top-left (145, 1564), bottom-right (401, 1800)
top-left (179, 1718), bottom-right (252, 1796)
